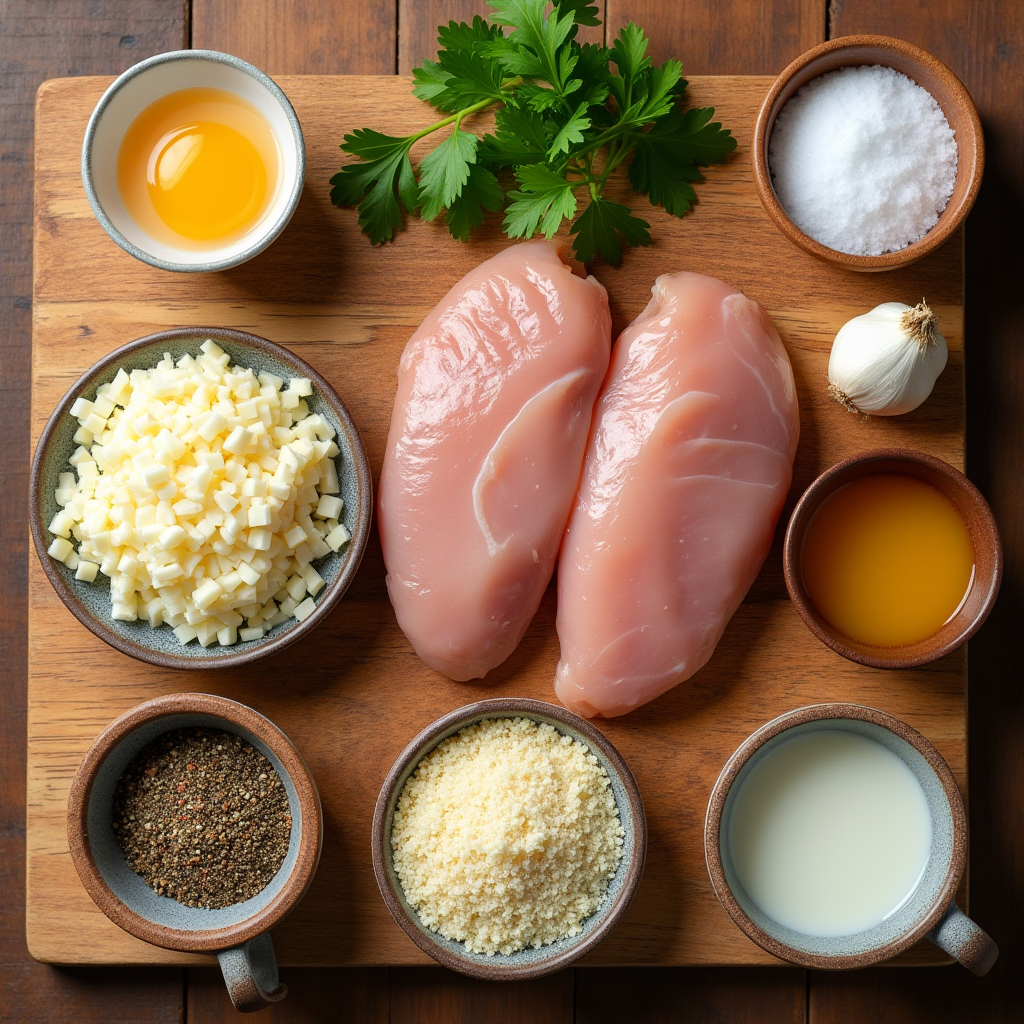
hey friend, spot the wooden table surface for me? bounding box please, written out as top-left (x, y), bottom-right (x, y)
top-left (2, 1), bottom-right (1022, 1020)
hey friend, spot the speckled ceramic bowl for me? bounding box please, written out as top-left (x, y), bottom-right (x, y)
top-left (82, 49), bottom-right (305, 273)
top-left (29, 327), bottom-right (372, 670)
top-left (705, 703), bottom-right (998, 975)
top-left (372, 698), bottom-right (647, 980)
top-left (67, 692), bottom-right (322, 1011)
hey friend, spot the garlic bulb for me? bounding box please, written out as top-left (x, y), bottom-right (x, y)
top-left (827, 301), bottom-right (947, 416)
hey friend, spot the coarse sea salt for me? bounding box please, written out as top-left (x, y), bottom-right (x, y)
top-left (768, 65), bottom-right (958, 256)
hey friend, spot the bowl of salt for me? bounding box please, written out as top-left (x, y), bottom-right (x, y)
top-left (752, 35), bottom-right (983, 271)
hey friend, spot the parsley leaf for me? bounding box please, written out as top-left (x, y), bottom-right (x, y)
top-left (490, 0), bottom-right (576, 92)
top-left (446, 164), bottom-right (504, 241)
top-left (478, 105), bottom-right (550, 168)
top-left (552, 0), bottom-right (601, 27)
top-left (609, 22), bottom-right (652, 87)
top-left (330, 129), bottom-right (417, 244)
top-left (547, 101), bottom-right (591, 158)
top-left (418, 127), bottom-right (478, 222)
top-left (571, 196), bottom-right (651, 266)
top-left (411, 60), bottom-right (452, 106)
top-left (629, 106), bottom-right (736, 216)
top-left (415, 18), bottom-right (507, 112)
top-left (504, 165), bottom-right (579, 239)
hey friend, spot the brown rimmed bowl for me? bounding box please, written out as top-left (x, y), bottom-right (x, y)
top-left (705, 703), bottom-right (997, 974)
top-left (30, 327), bottom-right (372, 670)
top-left (783, 449), bottom-right (1001, 669)
top-left (67, 693), bottom-right (323, 1011)
top-left (371, 698), bottom-right (646, 980)
top-left (752, 35), bottom-right (984, 271)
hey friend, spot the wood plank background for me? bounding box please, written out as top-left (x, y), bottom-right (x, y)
top-left (3, 0), bottom-right (1023, 1020)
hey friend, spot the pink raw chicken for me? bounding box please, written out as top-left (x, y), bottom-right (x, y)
top-left (379, 240), bottom-right (612, 681)
top-left (555, 272), bottom-right (800, 718)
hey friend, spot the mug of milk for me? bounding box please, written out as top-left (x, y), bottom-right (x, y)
top-left (704, 703), bottom-right (998, 974)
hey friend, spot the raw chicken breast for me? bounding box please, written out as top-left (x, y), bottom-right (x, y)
top-left (555, 272), bottom-right (799, 718)
top-left (379, 240), bottom-right (612, 681)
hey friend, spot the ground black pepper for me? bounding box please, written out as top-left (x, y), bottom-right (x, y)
top-left (111, 727), bottom-right (292, 909)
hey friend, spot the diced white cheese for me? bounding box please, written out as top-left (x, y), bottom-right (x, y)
top-left (315, 494), bottom-right (343, 520)
top-left (326, 523), bottom-right (351, 551)
top-left (49, 343), bottom-right (350, 646)
top-left (159, 525), bottom-right (188, 550)
top-left (75, 560), bottom-right (99, 582)
top-left (48, 512), bottom-right (75, 538)
top-left (47, 537), bottom-right (74, 561)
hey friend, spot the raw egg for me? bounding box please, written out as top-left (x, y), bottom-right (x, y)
top-left (117, 87), bottom-right (280, 249)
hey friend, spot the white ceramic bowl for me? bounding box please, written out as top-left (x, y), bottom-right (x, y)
top-left (82, 50), bottom-right (305, 273)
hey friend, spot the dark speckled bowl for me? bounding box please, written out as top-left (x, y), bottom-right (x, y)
top-left (29, 327), bottom-right (372, 670)
top-left (372, 698), bottom-right (647, 980)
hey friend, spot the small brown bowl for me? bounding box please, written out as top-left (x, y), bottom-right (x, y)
top-left (783, 449), bottom-right (1001, 668)
top-left (67, 693), bottom-right (322, 1011)
top-left (372, 698), bottom-right (646, 980)
top-left (752, 35), bottom-right (984, 271)
top-left (30, 327), bottom-right (372, 670)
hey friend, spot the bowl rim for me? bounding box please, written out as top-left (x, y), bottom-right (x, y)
top-left (81, 48), bottom-right (306, 274)
top-left (66, 692), bottom-right (323, 953)
top-left (703, 701), bottom-right (967, 970)
top-left (782, 447), bottom-right (1002, 668)
top-left (370, 697), bottom-right (647, 980)
top-left (28, 326), bottom-right (373, 670)
top-left (751, 34), bottom-right (985, 271)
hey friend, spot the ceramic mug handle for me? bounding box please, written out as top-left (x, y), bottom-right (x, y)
top-left (217, 932), bottom-right (288, 1012)
top-left (926, 901), bottom-right (999, 976)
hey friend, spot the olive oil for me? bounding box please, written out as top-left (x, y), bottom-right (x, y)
top-left (801, 473), bottom-right (974, 647)
top-left (117, 87), bottom-right (280, 249)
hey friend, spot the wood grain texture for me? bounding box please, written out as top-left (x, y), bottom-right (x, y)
top-left (186, 967), bottom-right (389, 1022)
top-left (192, 0), bottom-right (396, 74)
top-left (606, 0), bottom-right (824, 73)
top-left (576, 967), bottom-right (806, 1024)
top-left (1, 3), bottom-right (187, 1021)
top-left (808, 0), bottom-right (1024, 1019)
top-left (390, 967), bottom-right (573, 1024)
top-left (28, 74), bottom-right (967, 969)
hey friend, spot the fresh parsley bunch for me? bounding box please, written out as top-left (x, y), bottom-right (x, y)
top-left (330, 0), bottom-right (736, 265)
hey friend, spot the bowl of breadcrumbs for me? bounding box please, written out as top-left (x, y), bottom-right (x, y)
top-left (371, 697), bottom-right (646, 979)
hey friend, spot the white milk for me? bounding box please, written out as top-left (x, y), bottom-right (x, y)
top-left (727, 729), bottom-right (932, 937)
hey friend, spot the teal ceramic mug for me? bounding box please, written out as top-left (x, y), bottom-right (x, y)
top-left (705, 703), bottom-right (998, 974)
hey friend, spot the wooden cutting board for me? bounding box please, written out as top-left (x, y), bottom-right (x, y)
top-left (28, 75), bottom-right (966, 966)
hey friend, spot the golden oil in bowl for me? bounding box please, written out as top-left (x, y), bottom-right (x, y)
top-left (800, 473), bottom-right (974, 647)
top-left (116, 87), bottom-right (281, 249)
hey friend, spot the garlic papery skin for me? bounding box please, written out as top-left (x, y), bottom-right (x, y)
top-left (827, 300), bottom-right (948, 416)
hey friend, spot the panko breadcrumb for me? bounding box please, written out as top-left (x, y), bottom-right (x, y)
top-left (390, 717), bottom-right (624, 956)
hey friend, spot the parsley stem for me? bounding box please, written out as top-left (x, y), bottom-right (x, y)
top-left (596, 137), bottom-right (635, 185)
top-left (406, 78), bottom-right (522, 148)
top-left (407, 97), bottom-right (500, 146)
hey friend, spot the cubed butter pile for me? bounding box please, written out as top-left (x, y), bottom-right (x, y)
top-left (46, 340), bottom-right (350, 647)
